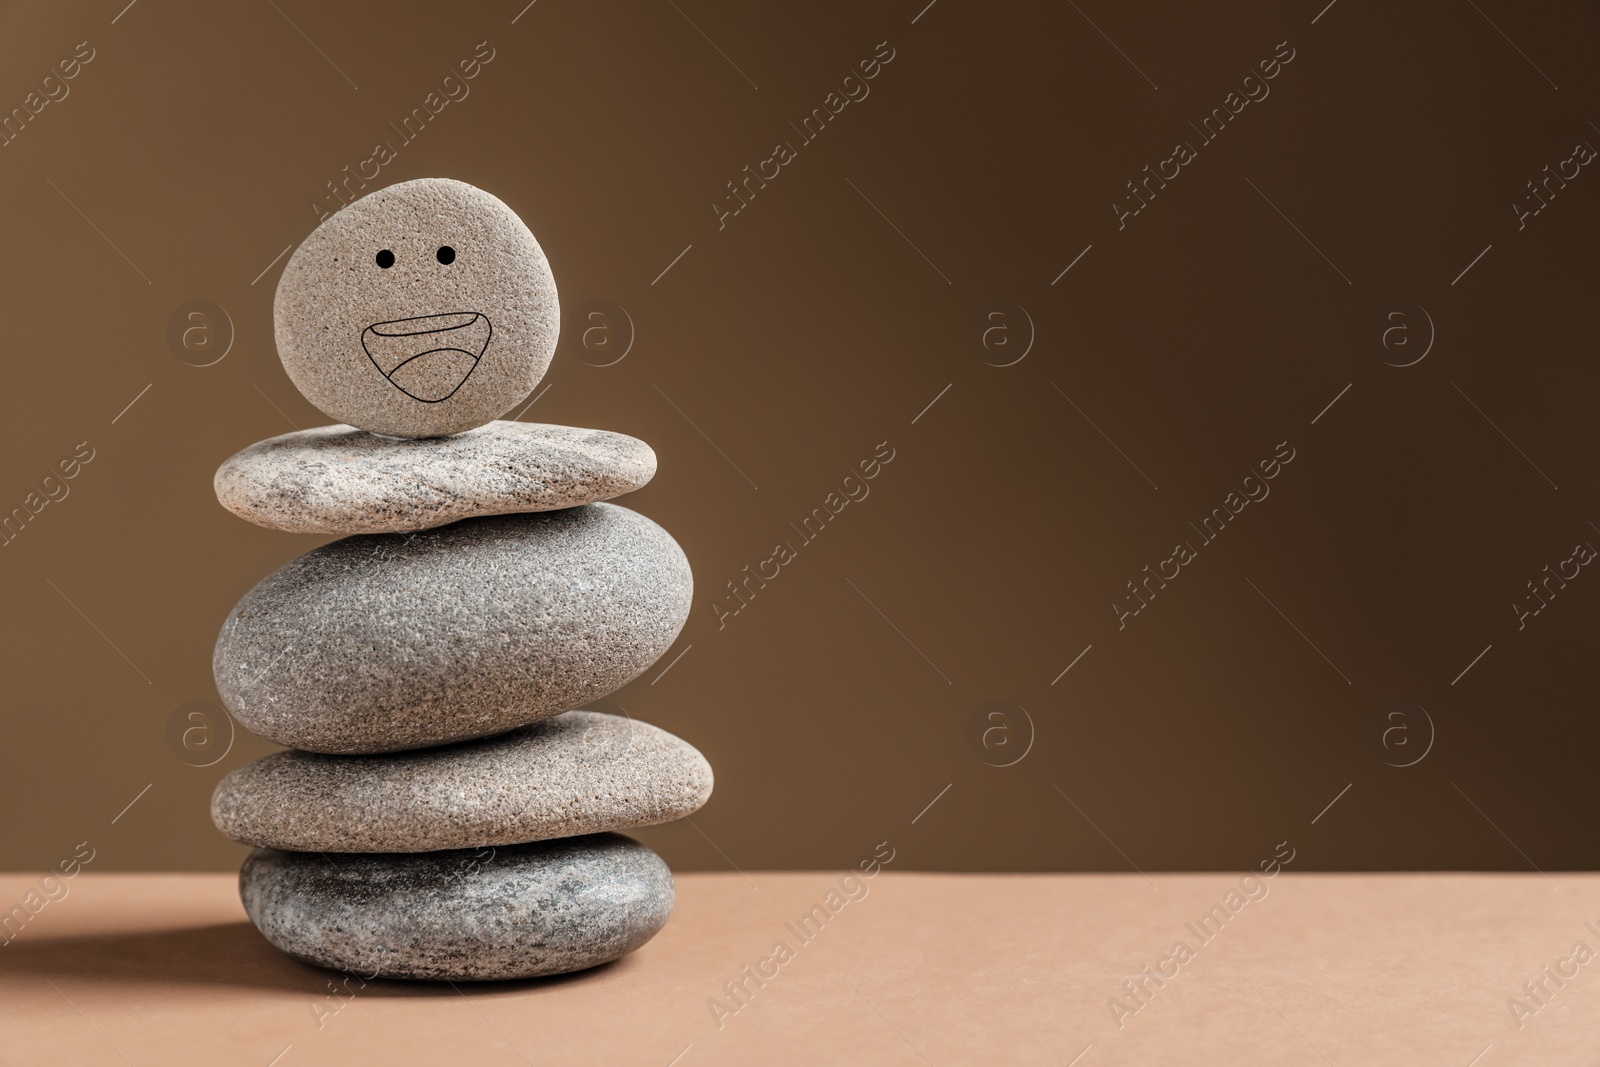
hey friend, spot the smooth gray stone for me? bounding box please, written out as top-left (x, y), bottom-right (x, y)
top-left (275, 178), bottom-right (559, 439)
top-left (214, 421), bottom-right (657, 535)
top-left (213, 505), bottom-right (691, 754)
top-left (240, 834), bottom-right (674, 981)
top-left (212, 711), bottom-right (713, 852)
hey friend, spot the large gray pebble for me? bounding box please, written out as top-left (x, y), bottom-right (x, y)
top-left (214, 421), bottom-right (656, 535)
top-left (212, 711), bottom-right (713, 851)
top-left (275, 178), bottom-right (558, 439)
top-left (240, 834), bottom-right (673, 980)
top-left (214, 505), bottom-right (691, 753)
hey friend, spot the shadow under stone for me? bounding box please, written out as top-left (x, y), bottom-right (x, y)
top-left (0, 921), bottom-right (630, 997)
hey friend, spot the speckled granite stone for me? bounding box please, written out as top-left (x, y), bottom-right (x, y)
top-left (214, 421), bottom-right (656, 535)
top-left (240, 834), bottom-right (674, 980)
top-left (274, 178), bottom-right (558, 438)
top-left (213, 505), bottom-right (692, 754)
top-left (211, 711), bottom-right (713, 851)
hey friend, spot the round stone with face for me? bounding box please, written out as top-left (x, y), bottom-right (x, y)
top-left (274, 178), bottom-right (559, 438)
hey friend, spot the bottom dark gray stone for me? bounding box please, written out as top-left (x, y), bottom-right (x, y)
top-left (240, 834), bottom-right (674, 980)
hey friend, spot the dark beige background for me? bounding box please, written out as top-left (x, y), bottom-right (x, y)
top-left (1, 0), bottom-right (1595, 873)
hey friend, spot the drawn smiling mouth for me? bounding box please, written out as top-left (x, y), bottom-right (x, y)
top-left (361, 312), bottom-right (493, 403)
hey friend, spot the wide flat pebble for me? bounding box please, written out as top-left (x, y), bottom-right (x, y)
top-left (240, 834), bottom-right (673, 980)
top-left (213, 505), bottom-right (691, 754)
top-left (275, 178), bottom-right (558, 438)
top-left (214, 421), bottom-right (656, 534)
top-left (212, 710), bottom-right (712, 851)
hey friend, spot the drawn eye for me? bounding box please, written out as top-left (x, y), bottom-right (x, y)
top-left (375, 249), bottom-right (395, 269)
top-left (436, 246), bottom-right (456, 265)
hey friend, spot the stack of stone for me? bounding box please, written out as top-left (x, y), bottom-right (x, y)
top-left (207, 178), bottom-right (710, 981)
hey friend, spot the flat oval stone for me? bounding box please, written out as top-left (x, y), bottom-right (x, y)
top-left (214, 421), bottom-right (657, 534)
top-left (213, 505), bottom-right (691, 753)
top-left (212, 711), bottom-right (713, 851)
top-left (240, 834), bottom-right (673, 980)
top-left (275, 178), bottom-right (559, 439)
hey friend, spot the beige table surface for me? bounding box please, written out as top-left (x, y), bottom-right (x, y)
top-left (0, 871), bottom-right (1594, 1065)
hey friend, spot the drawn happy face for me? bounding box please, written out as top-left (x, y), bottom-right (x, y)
top-left (274, 178), bottom-right (558, 438)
